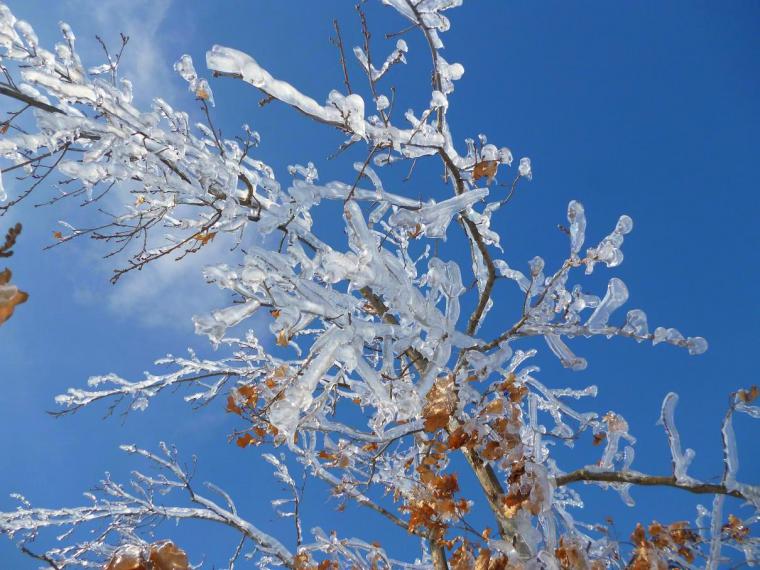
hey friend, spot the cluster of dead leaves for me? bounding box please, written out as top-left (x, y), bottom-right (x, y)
top-left (482, 404), bottom-right (524, 463)
top-left (318, 448), bottom-right (352, 469)
top-left (228, 365), bottom-right (292, 447)
top-left (473, 160), bottom-right (499, 184)
top-left (422, 375), bottom-right (458, 433)
top-left (404, 469), bottom-right (468, 538)
top-left (502, 462), bottom-right (546, 518)
top-left (554, 537), bottom-right (606, 570)
top-left (628, 521), bottom-right (700, 568)
top-left (225, 384), bottom-right (276, 447)
top-left (226, 384), bottom-right (259, 416)
top-left (450, 375), bottom-right (526, 464)
top-left (104, 540), bottom-right (188, 570)
top-left (722, 514), bottom-right (750, 543)
top-left (192, 231), bottom-right (216, 246)
top-left (737, 385), bottom-right (758, 404)
top-left (0, 224), bottom-right (27, 326)
top-left (293, 553), bottom-right (339, 570)
top-left (449, 543), bottom-right (511, 570)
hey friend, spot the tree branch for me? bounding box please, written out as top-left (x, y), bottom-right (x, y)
top-left (555, 469), bottom-right (746, 500)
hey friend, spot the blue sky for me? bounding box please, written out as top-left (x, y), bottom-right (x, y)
top-left (1, 0), bottom-right (758, 566)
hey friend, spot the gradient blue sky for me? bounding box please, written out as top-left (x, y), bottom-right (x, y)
top-left (1, 1), bottom-right (758, 566)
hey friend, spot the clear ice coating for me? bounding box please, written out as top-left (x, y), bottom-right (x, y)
top-left (567, 200), bottom-right (586, 255)
top-left (585, 214), bottom-right (633, 274)
top-left (621, 309), bottom-right (648, 339)
top-left (585, 278), bottom-right (629, 331)
top-left (652, 326), bottom-right (684, 346)
top-left (518, 156), bottom-right (532, 179)
top-left (658, 392), bottom-right (697, 484)
top-left (686, 336), bottom-right (708, 355)
top-left (174, 54), bottom-right (197, 84)
top-left (545, 334), bottom-right (587, 371)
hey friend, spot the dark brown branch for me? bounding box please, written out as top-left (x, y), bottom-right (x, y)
top-left (355, 4), bottom-right (389, 126)
top-left (437, 149), bottom-right (496, 337)
top-left (0, 84), bottom-right (65, 115)
top-left (332, 19), bottom-right (352, 95)
top-left (19, 545), bottom-right (61, 570)
top-left (555, 469), bottom-right (746, 500)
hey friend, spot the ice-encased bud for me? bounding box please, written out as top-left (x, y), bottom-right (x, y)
top-left (15, 20), bottom-right (38, 49)
top-left (567, 200), bottom-right (586, 255)
top-left (519, 157), bottom-right (532, 179)
top-left (480, 144), bottom-right (498, 161)
top-left (686, 336), bottom-right (708, 355)
top-left (498, 147), bottom-right (513, 165)
top-left (585, 214), bottom-right (634, 274)
top-left (653, 327), bottom-right (684, 346)
top-left (529, 255), bottom-right (544, 277)
top-left (430, 90), bottom-right (448, 110)
top-left (622, 309), bottom-right (649, 340)
top-left (174, 54), bottom-right (197, 84)
top-left (615, 215), bottom-right (633, 235)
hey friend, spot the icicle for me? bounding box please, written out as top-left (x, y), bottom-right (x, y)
top-left (567, 200), bottom-right (586, 255)
top-left (545, 334), bottom-right (587, 371)
top-left (493, 259), bottom-right (530, 292)
top-left (721, 407), bottom-right (739, 489)
top-left (706, 494), bottom-right (725, 570)
top-left (657, 392), bottom-right (696, 484)
top-left (585, 278), bottom-right (628, 332)
top-left (192, 300), bottom-right (261, 347)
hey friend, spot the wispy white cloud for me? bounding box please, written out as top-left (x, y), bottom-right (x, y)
top-left (60, 0), bottom-right (226, 330)
top-left (69, 0), bottom-right (176, 101)
top-left (70, 232), bottom-right (238, 331)
top-left (104, 239), bottom-right (231, 331)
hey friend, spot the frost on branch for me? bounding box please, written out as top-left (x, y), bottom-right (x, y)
top-left (0, 1), bottom-right (755, 568)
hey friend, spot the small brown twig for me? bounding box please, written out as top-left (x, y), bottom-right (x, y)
top-left (0, 223), bottom-right (21, 258)
top-left (332, 19), bottom-right (353, 95)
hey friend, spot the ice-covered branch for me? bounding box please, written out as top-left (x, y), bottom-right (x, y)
top-left (554, 469), bottom-right (747, 500)
top-left (3, 443), bottom-right (295, 568)
top-left (53, 351), bottom-right (247, 414)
